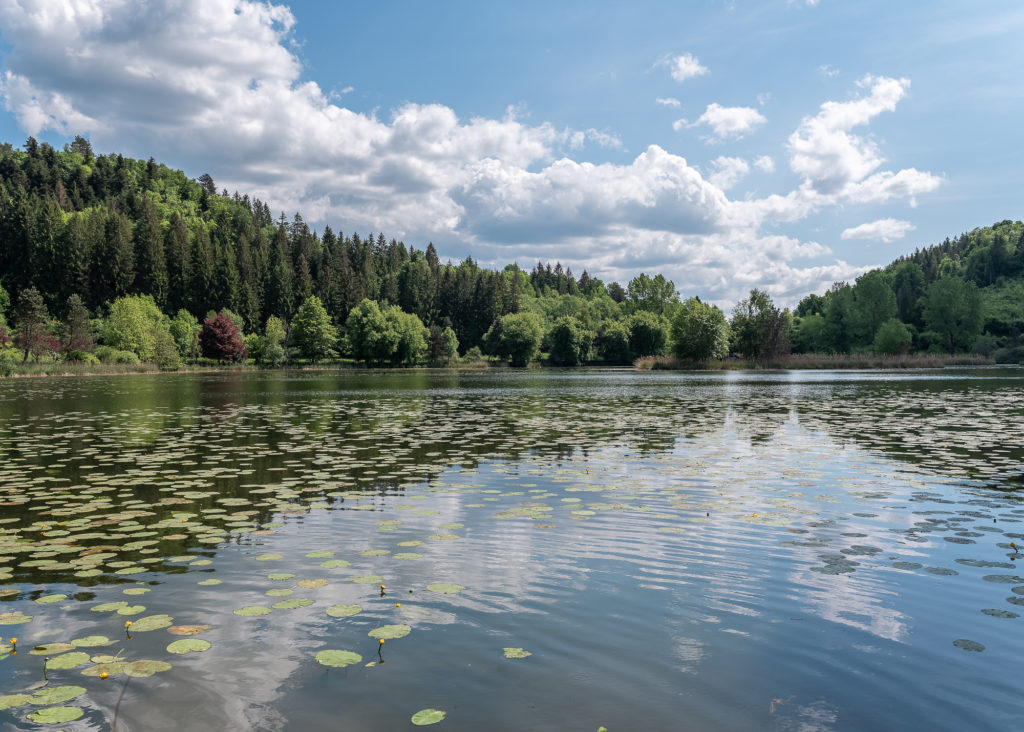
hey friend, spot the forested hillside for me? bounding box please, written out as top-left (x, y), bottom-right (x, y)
top-left (791, 220), bottom-right (1024, 362)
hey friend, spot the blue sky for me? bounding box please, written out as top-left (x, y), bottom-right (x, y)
top-left (1, 0), bottom-right (1021, 305)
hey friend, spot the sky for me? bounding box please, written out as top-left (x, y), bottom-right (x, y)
top-left (0, 0), bottom-right (1021, 306)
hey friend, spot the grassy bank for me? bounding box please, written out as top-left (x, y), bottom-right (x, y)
top-left (635, 353), bottom-right (997, 371)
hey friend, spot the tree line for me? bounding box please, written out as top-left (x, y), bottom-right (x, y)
top-left (0, 138), bottom-right (1020, 371)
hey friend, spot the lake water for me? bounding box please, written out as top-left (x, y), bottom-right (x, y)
top-left (0, 368), bottom-right (1022, 731)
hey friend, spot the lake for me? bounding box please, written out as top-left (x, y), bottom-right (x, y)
top-left (0, 368), bottom-right (1022, 730)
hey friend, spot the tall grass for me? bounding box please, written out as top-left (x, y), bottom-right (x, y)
top-left (635, 353), bottom-right (995, 371)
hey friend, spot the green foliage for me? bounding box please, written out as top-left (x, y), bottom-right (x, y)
top-left (428, 325), bottom-right (459, 365)
top-left (61, 294), bottom-right (93, 354)
top-left (14, 286), bottom-right (52, 362)
top-left (262, 315), bottom-right (287, 367)
top-left (790, 314), bottom-right (828, 354)
top-left (94, 345), bottom-right (140, 364)
top-left (823, 283), bottom-right (855, 354)
top-left (598, 321), bottom-right (632, 364)
top-left (670, 298), bottom-right (730, 362)
top-left (486, 312), bottom-right (542, 367)
top-left (291, 296), bottom-right (337, 362)
top-left (851, 270), bottom-right (897, 346)
top-left (546, 316), bottom-right (593, 366)
top-left (873, 318), bottom-right (912, 355)
top-left (345, 299), bottom-right (399, 365)
top-left (730, 289), bottom-right (790, 360)
top-left (169, 309), bottom-right (200, 361)
top-left (65, 350), bottom-right (100, 365)
top-left (625, 311), bottom-right (668, 357)
top-left (152, 327), bottom-right (181, 370)
top-left (923, 276), bottom-right (983, 353)
top-left (0, 283), bottom-right (9, 318)
top-left (626, 273), bottom-right (679, 316)
top-left (103, 295), bottom-right (169, 362)
top-left (388, 306), bottom-right (429, 366)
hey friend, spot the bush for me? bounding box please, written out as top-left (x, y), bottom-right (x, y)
top-left (95, 345), bottom-right (140, 364)
top-left (873, 318), bottom-right (912, 355)
top-left (994, 345), bottom-right (1024, 364)
top-left (65, 350), bottom-right (100, 365)
top-left (0, 349), bottom-right (17, 376)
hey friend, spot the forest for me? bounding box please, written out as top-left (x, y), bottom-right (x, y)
top-left (0, 137), bottom-right (1021, 372)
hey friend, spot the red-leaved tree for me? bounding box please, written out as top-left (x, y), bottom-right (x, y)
top-left (199, 313), bottom-right (248, 362)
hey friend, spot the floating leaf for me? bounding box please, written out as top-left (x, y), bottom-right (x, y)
top-left (326, 604), bottom-right (362, 618)
top-left (167, 638), bottom-right (211, 654)
top-left (130, 614), bottom-right (173, 632)
top-left (272, 598), bottom-right (314, 610)
top-left (45, 652), bottom-right (89, 669)
top-left (430, 534), bottom-right (460, 541)
top-left (122, 588), bottom-right (149, 596)
top-left (305, 550), bottom-right (334, 558)
top-left (393, 553), bottom-right (424, 559)
top-left (297, 578), bottom-right (328, 589)
top-left (953, 639), bottom-right (985, 652)
top-left (30, 643), bottom-right (74, 656)
top-left (315, 649), bottom-right (361, 667)
top-left (29, 686), bottom-right (85, 705)
top-left (397, 541), bottom-right (424, 547)
top-left (234, 606), bottom-right (272, 617)
top-left (71, 636), bottom-right (112, 648)
top-left (117, 604), bottom-right (146, 616)
top-left (81, 661), bottom-right (125, 677)
top-left (351, 575), bottom-right (383, 584)
top-left (168, 625), bottom-right (211, 636)
top-left (411, 708), bottom-right (446, 725)
top-left (26, 706), bottom-right (84, 724)
top-left (268, 573), bottom-right (296, 581)
top-left (0, 612), bottom-right (32, 625)
top-left (321, 560), bottom-right (351, 569)
top-left (266, 588), bottom-right (293, 597)
top-left (91, 601), bottom-right (128, 613)
top-left (427, 583), bottom-right (465, 595)
top-left (34, 594), bottom-right (66, 604)
top-left (368, 624), bottom-right (411, 639)
top-left (124, 659), bottom-right (172, 677)
top-left (503, 647), bottom-right (532, 659)
top-left (0, 694), bottom-right (30, 710)
top-left (197, 579), bottom-right (222, 586)
top-left (255, 553), bottom-right (283, 561)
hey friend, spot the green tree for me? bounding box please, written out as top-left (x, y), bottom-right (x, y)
top-left (546, 316), bottom-right (592, 366)
top-left (598, 321), bottom-right (632, 364)
top-left (791, 314), bottom-right (828, 353)
top-left (14, 286), bottom-right (51, 362)
top-left (262, 315), bottom-right (287, 367)
top-left (670, 298), bottom-right (730, 362)
top-left (851, 270), bottom-right (897, 348)
top-left (61, 293), bottom-right (93, 355)
top-left (345, 298), bottom-right (399, 365)
top-left (626, 311), bottom-right (669, 357)
top-left (873, 318), bottom-right (912, 355)
top-left (169, 309), bottom-right (200, 361)
top-left (291, 295), bottom-right (338, 362)
top-left (730, 289), bottom-right (790, 360)
top-left (485, 312), bottom-right (542, 367)
top-left (387, 306), bottom-right (429, 366)
top-left (923, 276), bottom-right (983, 354)
top-left (102, 295), bottom-right (170, 362)
top-left (428, 325), bottom-right (459, 365)
top-left (823, 283), bottom-right (855, 353)
top-left (626, 273), bottom-right (679, 316)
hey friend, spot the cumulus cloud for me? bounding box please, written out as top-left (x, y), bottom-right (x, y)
top-left (693, 103), bottom-right (767, 140)
top-left (0, 1), bottom-right (937, 306)
top-left (658, 53), bottom-right (709, 83)
top-left (840, 218), bottom-right (915, 243)
top-left (707, 156), bottom-right (750, 190)
top-left (656, 97), bottom-right (682, 108)
top-left (753, 155), bottom-right (775, 173)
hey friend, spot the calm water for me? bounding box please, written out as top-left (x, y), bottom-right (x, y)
top-left (0, 368), bottom-right (1022, 731)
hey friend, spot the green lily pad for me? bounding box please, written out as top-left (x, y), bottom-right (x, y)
top-left (321, 560), bottom-right (351, 569)
top-left (351, 575), bottom-right (383, 584)
top-left (124, 659), bottom-right (172, 677)
top-left (27, 706), bottom-right (84, 724)
top-left (45, 652), bottom-right (90, 669)
top-left (268, 573), bottom-right (296, 581)
top-left (0, 694), bottom-right (30, 710)
top-left (297, 578), bottom-right (328, 589)
top-left (197, 579), bottom-right (222, 586)
top-left (167, 638), bottom-right (211, 654)
top-left (315, 649), bottom-right (362, 667)
top-left (0, 612), bottom-right (32, 625)
top-left (29, 685), bottom-right (85, 705)
top-left (234, 605), bottom-right (272, 617)
top-left (427, 583), bottom-right (465, 594)
top-left (326, 604), bottom-right (362, 618)
top-left (71, 635), bottom-right (113, 648)
top-left (397, 541), bottom-right (424, 547)
top-left (30, 643), bottom-right (74, 656)
top-left (360, 549), bottom-right (390, 557)
top-left (306, 550), bottom-right (334, 558)
top-left (953, 638), bottom-right (985, 652)
top-left (117, 604), bottom-right (146, 615)
top-left (122, 587), bottom-right (150, 596)
top-left (115, 567), bottom-right (146, 575)
top-left (255, 553), bottom-right (283, 561)
top-left (272, 598), bottom-right (314, 610)
top-left (393, 553), bottom-right (424, 559)
top-left (81, 661), bottom-right (125, 677)
top-left (266, 588), bottom-right (293, 597)
top-left (34, 594), bottom-right (67, 604)
top-left (130, 614), bottom-right (173, 631)
top-left (503, 647), bottom-right (532, 659)
top-left (368, 624), bottom-right (411, 639)
top-left (91, 601), bottom-right (128, 612)
top-left (430, 534), bottom-right (460, 541)
top-left (411, 708), bottom-right (447, 725)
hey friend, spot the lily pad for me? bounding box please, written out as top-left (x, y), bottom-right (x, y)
top-left (30, 643), bottom-right (74, 656)
top-left (255, 553), bottom-right (283, 561)
top-left (91, 601), bottom-right (128, 613)
top-left (0, 612), bottom-right (32, 625)
top-left (411, 708), bottom-right (447, 725)
top-left (234, 605), bottom-right (272, 617)
top-left (351, 575), bottom-right (383, 584)
top-left (122, 587), bottom-right (150, 596)
top-left (81, 661), bottom-right (125, 677)
top-left (953, 638), bottom-right (985, 652)
top-left (266, 588), bottom-right (293, 597)
top-left (273, 597), bottom-right (314, 610)
top-left (117, 604), bottom-right (146, 616)
top-left (368, 624), bottom-right (411, 639)
top-left (321, 560), bottom-right (351, 569)
top-left (0, 694), bottom-right (30, 710)
top-left (306, 550), bottom-right (334, 558)
top-left (34, 594), bottom-right (67, 604)
top-left (297, 578), bottom-right (328, 589)
top-left (45, 652), bottom-right (90, 669)
top-left (168, 625), bottom-right (212, 636)
top-left (124, 659), bottom-right (172, 677)
top-left (29, 686), bottom-right (85, 705)
top-left (268, 573), bottom-right (296, 581)
top-left (427, 583), bottom-right (465, 595)
top-left (394, 553), bottom-right (424, 559)
top-left (167, 638), bottom-right (211, 654)
top-left (71, 635), bottom-right (113, 648)
top-left (197, 579), bottom-right (222, 586)
top-left (27, 706), bottom-right (84, 724)
top-left (130, 614), bottom-right (173, 631)
top-left (503, 647), bottom-right (532, 659)
top-left (326, 604), bottom-right (362, 618)
top-left (315, 649), bottom-right (361, 668)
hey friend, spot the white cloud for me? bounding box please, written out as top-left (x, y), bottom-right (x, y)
top-left (754, 155), bottom-right (775, 173)
top-left (707, 156), bottom-right (750, 190)
top-left (0, 2), bottom-right (937, 307)
top-left (818, 65), bottom-right (839, 78)
top-left (693, 103), bottom-right (767, 140)
top-left (656, 97), bottom-right (682, 108)
top-left (840, 218), bottom-right (916, 243)
top-left (658, 53), bottom-right (709, 83)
